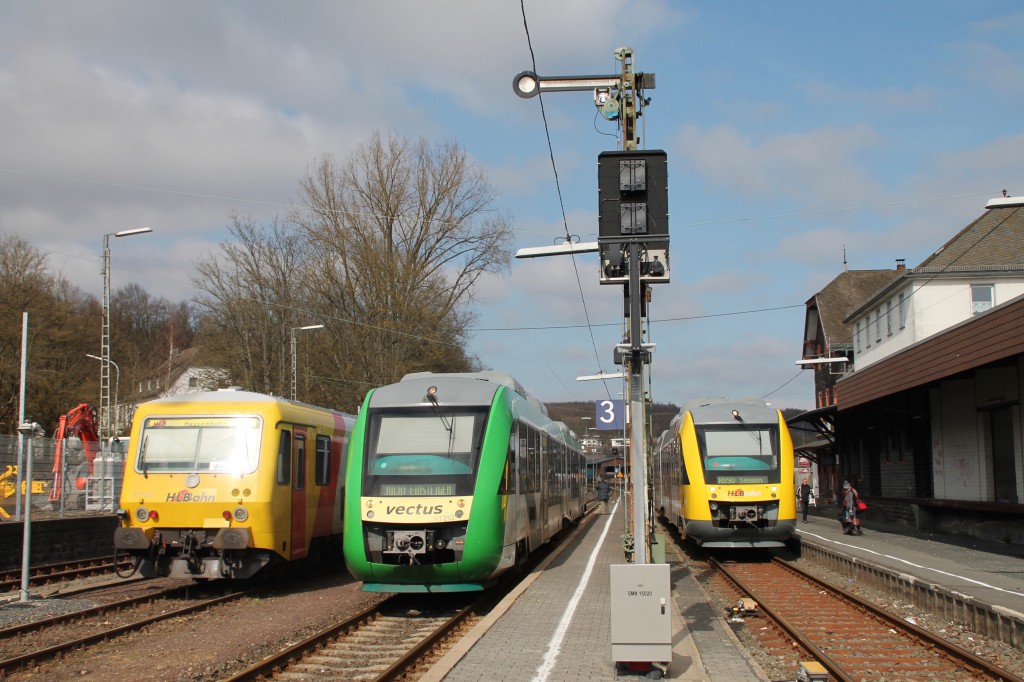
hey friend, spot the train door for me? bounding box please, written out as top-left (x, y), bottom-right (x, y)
top-left (290, 431), bottom-right (308, 559)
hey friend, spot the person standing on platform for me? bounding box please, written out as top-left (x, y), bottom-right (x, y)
top-left (841, 480), bottom-right (862, 535)
top-left (596, 480), bottom-right (611, 513)
top-left (798, 478), bottom-right (812, 522)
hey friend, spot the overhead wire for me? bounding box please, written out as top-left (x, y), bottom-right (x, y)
top-left (518, 0), bottom-right (609, 401)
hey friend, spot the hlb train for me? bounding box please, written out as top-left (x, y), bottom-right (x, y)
top-left (114, 388), bottom-right (354, 579)
top-left (343, 371), bottom-right (587, 592)
top-left (653, 398), bottom-right (796, 548)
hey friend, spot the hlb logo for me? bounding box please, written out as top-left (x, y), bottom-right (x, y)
top-left (726, 489), bottom-right (745, 497)
top-left (166, 490), bottom-right (215, 502)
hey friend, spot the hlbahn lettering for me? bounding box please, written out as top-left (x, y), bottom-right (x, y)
top-left (166, 490), bottom-right (215, 502)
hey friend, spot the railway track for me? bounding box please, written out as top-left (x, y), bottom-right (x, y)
top-left (0, 582), bottom-right (248, 675)
top-left (711, 556), bottom-right (1024, 682)
top-left (0, 555), bottom-right (131, 592)
top-left (225, 593), bottom-right (482, 681)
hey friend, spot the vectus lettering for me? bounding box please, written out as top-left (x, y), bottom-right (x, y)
top-left (386, 503), bottom-right (444, 515)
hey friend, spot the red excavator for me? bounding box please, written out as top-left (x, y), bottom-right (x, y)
top-left (49, 404), bottom-right (101, 502)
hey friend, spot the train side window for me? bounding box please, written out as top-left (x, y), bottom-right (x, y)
top-left (500, 430), bottom-right (516, 495)
top-left (315, 434), bottom-right (331, 486)
top-left (679, 437), bottom-right (689, 485)
top-left (520, 419), bottom-right (528, 489)
top-left (294, 434), bottom-right (306, 490)
top-left (277, 430), bottom-right (292, 485)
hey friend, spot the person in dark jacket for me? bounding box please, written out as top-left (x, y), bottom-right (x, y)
top-left (798, 478), bottom-right (812, 522)
top-left (595, 480), bottom-right (611, 513)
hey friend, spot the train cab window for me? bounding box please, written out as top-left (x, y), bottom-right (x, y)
top-left (136, 415), bottom-right (262, 474)
top-left (294, 434), bottom-right (306, 490)
top-left (277, 430), bottom-right (292, 485)
top-left (696, 425), bottom-right (780, 484)
top-left (315, 434), bottom-right (331, 486)
top-left (363, 409), bottom-right (487, 497)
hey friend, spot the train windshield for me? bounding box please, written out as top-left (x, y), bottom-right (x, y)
top-left (136, 416), bottom-right (263, 475)
top-left (696, 425), bottom-right (780, 484)
top-left (363, 408), bottom-right (487, 496)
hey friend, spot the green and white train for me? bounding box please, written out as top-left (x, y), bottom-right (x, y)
top-left (342, 371), bottom-right (587, 592)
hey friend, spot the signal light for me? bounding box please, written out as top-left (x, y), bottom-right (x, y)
top-left (597, 149), bottom-right (670, 285)
top-left (148, 510), bottom-right (159, 521)
top-left (222, 510), bottom-right (232, 521)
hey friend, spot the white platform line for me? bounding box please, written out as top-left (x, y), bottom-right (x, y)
top-left (531, 501), bottom-right (618, 682)
top-left (797, 528), bottom-right (1020, 596)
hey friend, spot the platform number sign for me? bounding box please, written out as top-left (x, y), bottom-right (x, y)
top-left (594, 400), bottom-right (624, 431)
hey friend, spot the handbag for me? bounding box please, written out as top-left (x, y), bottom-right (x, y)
top-left (857, 499), bottom-right (868, 512)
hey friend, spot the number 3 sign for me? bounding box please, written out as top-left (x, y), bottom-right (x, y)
top-left (594, 400), bottom-right (624, 430)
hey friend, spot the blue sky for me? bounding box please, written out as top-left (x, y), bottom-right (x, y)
top-left (0, 2), bottom-right (1021, 411)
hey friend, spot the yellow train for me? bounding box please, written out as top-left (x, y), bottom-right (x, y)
top-left (653, 398), bottom-right (796, 548)
top-left (114, 388), bottom-right (354, 579)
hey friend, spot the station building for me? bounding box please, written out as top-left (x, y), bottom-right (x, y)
top-left (795, 195), bottom-right (1024, 543)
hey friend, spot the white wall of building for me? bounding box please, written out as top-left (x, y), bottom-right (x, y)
top-left (854, 278), bottom-right (1024, 369)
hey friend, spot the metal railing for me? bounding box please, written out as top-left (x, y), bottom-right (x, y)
top-left (0, 434), bottom-right (125, 520)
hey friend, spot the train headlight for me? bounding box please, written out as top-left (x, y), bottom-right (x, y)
top-left (135, 507), bottom-right (150, 522)
top-left (367, 510), bottom-right (374, 519)
top-left (455, 510), bottom-right (464, 518)
top-left (233, 506), bottom-right (249, 522)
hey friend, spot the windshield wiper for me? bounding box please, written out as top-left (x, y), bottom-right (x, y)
top-left (426, 393), bottom-right (455, 455)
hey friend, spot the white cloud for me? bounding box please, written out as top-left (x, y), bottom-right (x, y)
top-left (672, 123), bottom-right (884, 208)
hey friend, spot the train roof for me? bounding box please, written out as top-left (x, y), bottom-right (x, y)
top-left (373, 371), bottom-right (531, 409)
top-left (137, 388), bottom-right (351, 417)
top-left (683, 398), bottom-right (781, 425)
top-left (401, 371), bottom-right (526, 396)
top-left (141, 387), bottom-right (282, 404)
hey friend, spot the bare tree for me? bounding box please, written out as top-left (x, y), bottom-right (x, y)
top-left (110, 283), bottom-right (198, 397)
top-left (192, 214), bottom-right (313, 396)
top-left (0, 234), bottom-right (99, 433)
top-left (292, 132), bottom-right (513, 392)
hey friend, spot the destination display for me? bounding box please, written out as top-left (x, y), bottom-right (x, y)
top-left (379, 483), bottom-right (456, 497)
top-left (715, 476), bottom-right (768, 484)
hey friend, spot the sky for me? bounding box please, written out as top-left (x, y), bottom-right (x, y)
top-left (1, 2), bottom-right (1022, 413)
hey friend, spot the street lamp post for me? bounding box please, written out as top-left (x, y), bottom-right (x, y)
top-left (85, 354), bottom-right (119, 434)
top-left (290, 324), bottom-right (324, 401)
top-left (101, 227), bottom-right (152, 441)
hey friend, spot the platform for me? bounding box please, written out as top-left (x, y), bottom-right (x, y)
top-left (422, 500), bottom-right (768, 682)
top-left (796, 508), bottom-right (1024, 617)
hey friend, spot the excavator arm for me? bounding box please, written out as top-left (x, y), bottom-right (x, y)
top-left (49, 404), bottom-right (101, 502)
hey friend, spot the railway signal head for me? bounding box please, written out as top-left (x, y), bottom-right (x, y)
top-left (597, 149), bottom-right (670, 285)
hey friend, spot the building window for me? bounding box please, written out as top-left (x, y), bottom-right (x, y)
top-left (898, 292), bottom-right (907, 329)
top-left (886, 301), bottom-right (892, 336)
top-left (971, 284), bottom-right (994, 316)
top-left (188, 377), bottom-right (198, 388)
top-left (865, 314), bottom-right (871, 347)
top-left (875, 308), bottom-right (882, 342)
top-left (855, 322), bottom-right (861, 353)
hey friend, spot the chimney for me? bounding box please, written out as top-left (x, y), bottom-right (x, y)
top-left (895, 258), bottom-right (906, 271)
